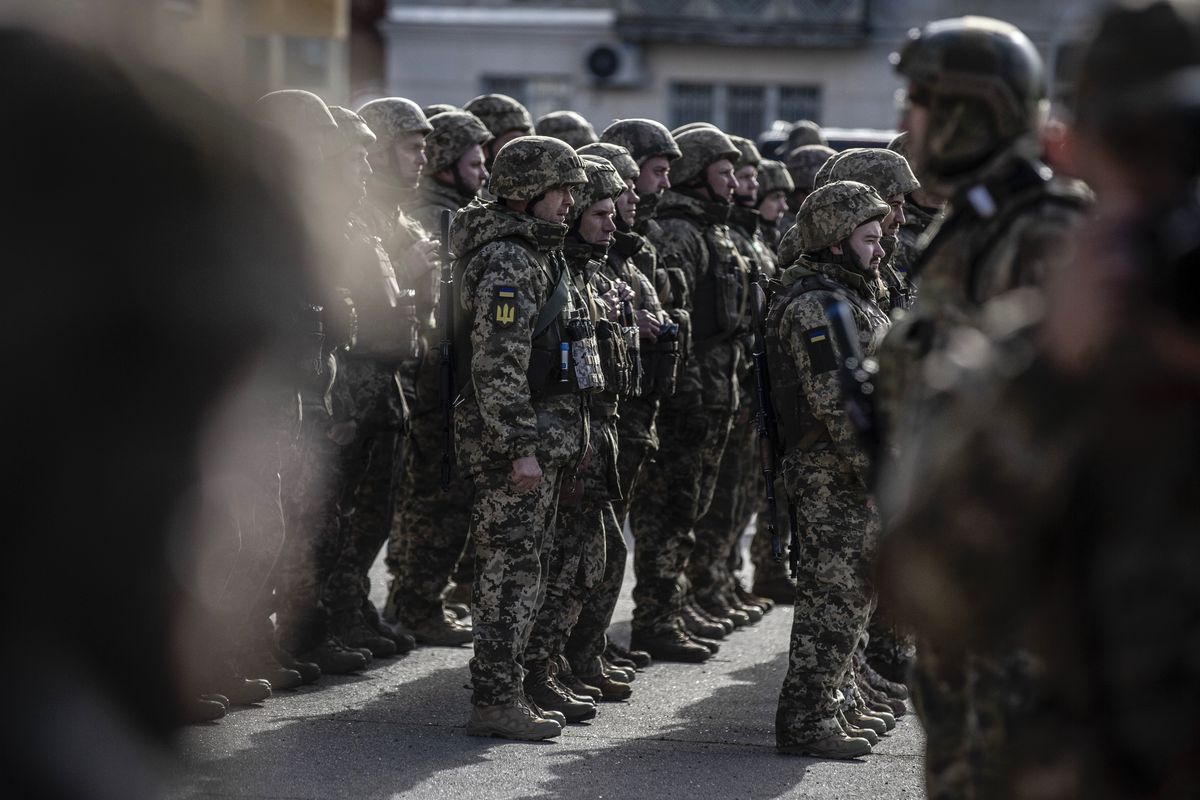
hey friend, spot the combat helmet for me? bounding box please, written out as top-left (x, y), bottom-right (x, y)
top-left (892, 16), bottom-right (1046, 179)
top-left (255, 89), bottom-right (337, 160)
top-left (356, 97), bottom-right (432, 155)
top-left (812, 148), bottom-right (854, 189)
top-left (425, 111), bottom-right (492, 174)
top-left (795, 180), bottom-right (890, 254)
top-left (328, 106), bottom-right (376, 154)
top-left (786, 144), bottom-right (837, 193)
top-left (730, 135), bottom-right (762, 170)
top-left (600, 118), bottom-right (682, 165)
top-left (786, 119), bottom-right (827, 150)
top-left (827, 148), bottom-right (919, 199)
top-left (535, 110), bottom-right (599, 149)
top-left (671, 127), bottom-right (741, 186)
top-left (567, 155), bottom-right (628, 226)
top-left (489, 135), bottom-right (587, 201)
top-left (578, 142), bottom-right (640, 181)
top-left (463, 93), bottom-right (533, 138)
top-left (757, 159), bottom-right (795, 198)
top-left (423, 103), bottom-right (458, 118)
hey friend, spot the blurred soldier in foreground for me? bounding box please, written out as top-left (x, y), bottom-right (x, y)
top-left (385, 109), bottom-right (495, 645)
top-left (450, 136), bottom-right (589, 740)
top-left (769, 181), bottom-right (892, 760)
top-left (1, 25), bottom-right (317, 796)
top-left (882, 2), bottom-right (1200, 797)
top-left (880, 15), bottom-right (1089, 798)
top-left (887, 132), bottom-right (946, 283)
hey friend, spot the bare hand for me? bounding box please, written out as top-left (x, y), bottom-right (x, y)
top-left (598, 289), bottom-right (622, 321)
top-left (614, 279), bottom-right (635, 303)
top-left (510, 455), bottom-right (542, 493)
top-left (409, 239), bottom-right (440, 274)
top-left (637, 308), bottom-right (662, 340)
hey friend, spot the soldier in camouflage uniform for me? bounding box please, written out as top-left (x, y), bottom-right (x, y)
top-left (878, 17), bottom-right (1090, 797)
top-left (524, 156), bottom-right (633, 718)
top-left (462, 93), bottom-right (534, 170)
top-left (784, 143), bottom-right (838, 231)
top-left (423, 102), bottom-right (458, 118)
top-left (451, 136), bottom-right (589, 740)
top-left (535, 110), bottom-right (599, 149)
top-left (384, 109), bottom-right (493, 645)
top-left (768, 181), bottom-right (893, 760)
top-left (887, 132), bottom-right (945, 282)
top-left (627, 126), bottom-right (750, 661)
top-left (755, 159), bottom-right (795, 255)
top-left (819, 149), bottom-right (920, 311)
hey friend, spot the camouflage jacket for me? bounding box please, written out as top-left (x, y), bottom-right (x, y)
top-left (766, 257), bottom-right (890, 485)
top-left (360, 180), bottom-right (438, 327)
top-left (404, 177), bottom-right (473, 242)
top-left (728, 204), bottom-right (779, 278)
top-left (651, 188), bottom-right (750, 412)
top-left (449, 200), bottom-right (586, 474)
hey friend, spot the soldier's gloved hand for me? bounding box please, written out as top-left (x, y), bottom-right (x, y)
top-left (510, 455), bottom-right (543, 494)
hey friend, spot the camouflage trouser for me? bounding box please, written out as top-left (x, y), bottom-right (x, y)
top-left (750, 509), bottom-right (793, 585)
top-left (628, 403), bottom-right (733, 634)
top-left (775, 452), bottom-right (878, 746)
top-left (386, 406), bottom-right (473, 626)
top-left (565, 503), bottom-right (624, 674)
top-left (525, 418), bottom-right (615, 666)
top-left (910, 643), bottom-right (972, 800)
top-left (321, 361), bottom-right (405, 628)
top-left (689, 407), bottom-right (756, 607)
top-left (865, 602), bottom-right (916, 682)
top-left (611, 395), bottom-right (659, 523)
top-left (469, 466), bottom-right (565, 706)
top-left (276, 415), bottom-right (348, 653)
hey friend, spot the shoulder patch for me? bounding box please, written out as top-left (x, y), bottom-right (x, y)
top-left (803, 326), bottom-right (837, 375)
top-left (493, 285), bottom-right (518, 327)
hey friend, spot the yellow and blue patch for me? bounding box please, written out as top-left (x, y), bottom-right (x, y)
top-left (803, 326), bottom-right (837, 375)
top-left (493, 286), bottom-right (517, 327)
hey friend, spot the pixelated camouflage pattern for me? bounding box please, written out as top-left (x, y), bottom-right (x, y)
top-left (577, 142), bottom-right (640, 181)
top-left (730, 135), bottom-right (762, 169)
top-left (463, 93), bottom-right (533, 137)
top-left (423, 103), bottom-right (458, 118)
top-left (424, 110), bottom-right (492, 174)
top-left (811, 148), bottom-right (848, 189)
top-left (357, 97), bottom-right (432, 153)
top-left (567, 156), bottom-right (627, 227)
top-left (785, 144), bottom-right (837, 193)
top-left (488, 135), bottom-right (587, 201)
top-left (535, 110), bottom-right (599, 148)
top-left (793, 180), bottom-right (890, 253)
top-left (670, 127), bottom-right (741, 185)
top-left (328, 105), bottom-right (376, 151)
top-left (757, 158), bottom-right (795, 196)
top-left (828, 148), bottom-right (920, 199)
top-left (600, 118), bottom-right (682, 165)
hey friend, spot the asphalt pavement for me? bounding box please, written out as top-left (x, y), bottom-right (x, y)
top-left (167, 537), bottom-right (926, 800)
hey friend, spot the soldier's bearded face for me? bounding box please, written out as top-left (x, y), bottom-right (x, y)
top-left (706, 159), bottom-right (737, 202)
top-left (579, 198), bottom-right (617, 246)
top-left (758, 190), bottom-right (788, 223)
top-left (530, 185), bottom-right (574, 223)
top-left (392, 132), bottom-right (428, 187)
top-left (883, 193), bottom-right (907, 236)
top-left (734, 165), bottom-right (759, 205)
top-left (455, 143), bottom-right (489, 194)
top-left (617, 179), bottom-right (638, 226)
top-left (837, 219), bottom-right (885, 276)
top-left (637, 156), bottom-right (671, 195)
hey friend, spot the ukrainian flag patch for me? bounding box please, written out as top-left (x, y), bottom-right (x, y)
top-left (803, 326), bottom-right (837, 375)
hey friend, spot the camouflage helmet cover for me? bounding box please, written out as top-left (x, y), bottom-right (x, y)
top-left (826, 147), bottom-right (919, 198)
top-left (423, 102), bottom-right (459, 118)
top-left (327, 105), bottom-right (376, 154)
top-left (892, 16), bottom-right (1045, 175)
top-left (424, 111), bottom-right (492, 174)
top-left (671, 121), bottom-right (718, 137)
top-left (254, 89), bottom-right (336, 158)
top-left (463, 93), bottom-right (534, 138)
top-left (567, 155), bottom-right (627, 225)
top-left (356, 97), bottom-right (432, 157)
top-left (795, 180), bottom-right (890, 253)
top-left (729, 135), bottom-right (763, 170)
top-left (785, 144), bottom-right (837, 192)
top-left (812, 147), bottom-right (855, 189)
top-left (756, 159), bottom-right (795, 197)
top-left (535, 110), bottom-right (599, 149)
top-left (577, 142), bottom-right (640, 181)
top-left (488, 135), bottom-right (587, 201)
top-left (786, 119), bottom-right (827, 149)
top-left (887, 131), bottom-right (911, 161)
top-left (671, 127), bottom-right (741, 185)
top-left (599, 118), bottom-right (682, 164)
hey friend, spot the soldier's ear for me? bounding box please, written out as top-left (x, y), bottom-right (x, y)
top-left (830, 243), bottom-right (843, 256)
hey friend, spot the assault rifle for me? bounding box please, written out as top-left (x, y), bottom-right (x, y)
top-left (747, 260), bottom-right (800, 575)
top-left (822, 298), bottom-right (881, 471)
top-left (438, 209), bottom-right (455, 490)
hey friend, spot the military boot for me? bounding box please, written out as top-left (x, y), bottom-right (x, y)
top-left (184, 695), bottom-right (226, 724)
top-left (211, 663), bottom-right (272, 706)
top-left (752, 571), bottom-right (796, 604)
top-left (778, 732), bottom-right (873, 759)
top-left (846, 709), bottom-right (888, 736)
top-left (699, 597), bottom-right (751, 628)
top-left (723, 587), bottom-right (764, 623)
top-left (859, 677), bottom-right (907, 717)
top-left (444, 602), bottom-right (471, 620)
top-left (682, 602), bottom-right (727, 640)
top-left (466, 700), bottom-right (562, 741)
top-left (554, 657), bottom-right (602, 701)
top-left (836, 709), bottom-right (880, 745)
top-left (687, 633), bottom-right (721, 655)
top-left (691, 602), bottom-right (735, 635)
top-left (859, 657), bottom-right (909, 701)
top-left (406, 611), bottom-right (473, 646)
top-left (271, 643), bottom-right (321, 684)
top-left (295, 637), bottom-right (368, 675)
top-left (444, 581), bottom-right (472, 608)
top-left (578, 668), bottom-right (633, 701)
top-left (523, 660), bottom-right (597, 722)
top-left (606, 642), bottom-right (651, 669)
top-left (523, 695), bottom-right (567, 727)
top-left (630, 626), bottom-right (711, 663)
top-left (237, 649), bottom-right (303, 691)
top-left (364, 600), bottom-right (416, 654)
top-left (334, 614), bottom-right (398, 658)
top-left (599, 656), bottom-right (634, 683)
top-left (734, 583), bottom-right (775, 614)
top-left (863, 707), bottom-right (896, 731)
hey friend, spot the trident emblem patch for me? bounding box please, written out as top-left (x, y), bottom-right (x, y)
top-left (493, 286), bottom-right (517, 328)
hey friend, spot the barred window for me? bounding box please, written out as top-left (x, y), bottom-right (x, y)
top-left (726, 85), bottom-right (766, 138)
top-left (779, 85), bottom-right (822, 124)
top-left (669, 82), bottom-right (716, 128)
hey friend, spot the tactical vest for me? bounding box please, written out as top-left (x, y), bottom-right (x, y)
top-left (344, 230), bottom-right (420, 363)
top-left (657, 206), bottom-right (749, 343)
top-left (764, 270), bottom-right (887, 455)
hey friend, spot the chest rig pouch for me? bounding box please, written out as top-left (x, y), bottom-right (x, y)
top-left (688, 221), bottom-right (750, 343)
top-left (350, 234), bottom-right (420, 363)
